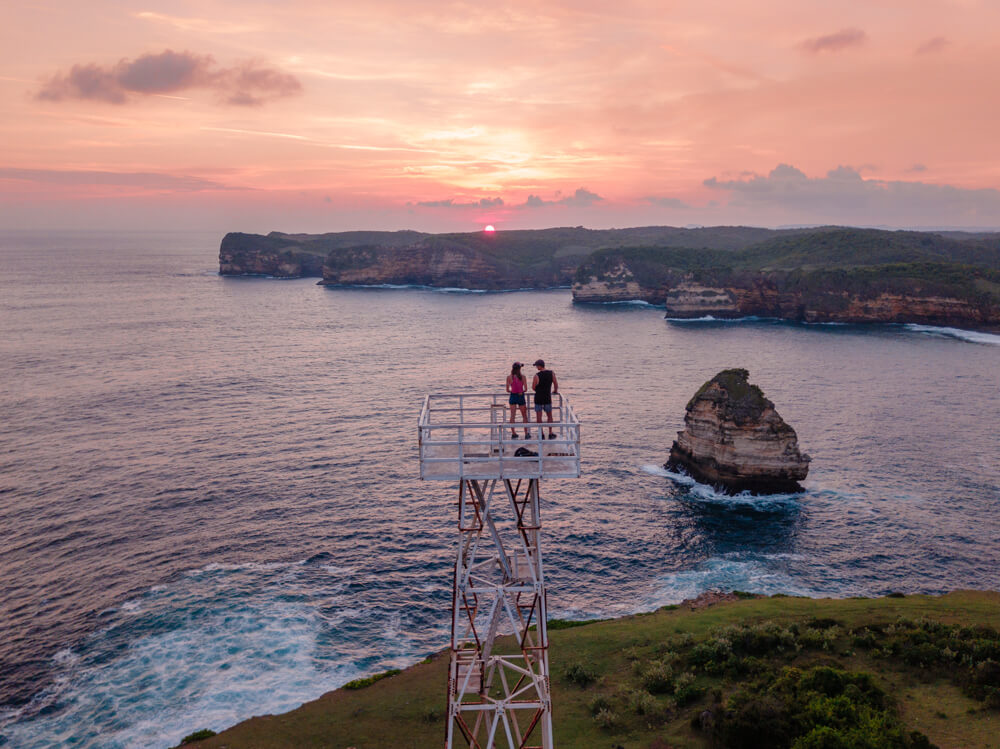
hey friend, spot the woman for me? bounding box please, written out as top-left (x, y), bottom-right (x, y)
top-left (505, 362), bottom-right (530, 438)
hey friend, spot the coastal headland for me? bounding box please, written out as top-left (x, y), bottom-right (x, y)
top-left (219, 225), bottom-right (1000, 330)
top-left (179, 591), bottom-right (1000, 749)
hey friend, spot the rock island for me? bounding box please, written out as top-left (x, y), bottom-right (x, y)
top-left (667, 368), bottom-right (810, 493)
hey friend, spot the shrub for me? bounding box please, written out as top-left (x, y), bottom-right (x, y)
top-left (970, 660), bottom-right (1000, 708)
top-left (673, 672), bottom-right (705, 706)
top-left (343, 668), bottom-right (402, 689)
top-left (563, 661), bottom-right (598, 687)
top-left (641, 660), bottom-right (675, 694)
top-left (180, 729), bottom-right (217, 745)
top-left (628, 689), bottom-right (659, 716)
top-left (903, 642), bottom-right (942, 668)
top-left (593, 708), bottom-right (620, 729)
top-left (588, 694), bottom-right (612, 715)
top-left (708, 665), bottom-right (916, 749)
top-left (690, 637), bottom-right (733, 670)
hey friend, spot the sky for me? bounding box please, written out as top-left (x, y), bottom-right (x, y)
top-left (2, 0), bottom-right (999, 233)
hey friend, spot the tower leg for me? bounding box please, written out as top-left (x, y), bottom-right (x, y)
top-left (446, 478), bottom-right (553, 748)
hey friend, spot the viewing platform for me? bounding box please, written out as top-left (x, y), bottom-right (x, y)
top-left (418, 393), bottom-right (581, 481)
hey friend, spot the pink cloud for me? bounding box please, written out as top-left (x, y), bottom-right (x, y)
top-left (915, 36), bottom-right (949, 56)
top-left (800, 28), bottom-right (868, 54)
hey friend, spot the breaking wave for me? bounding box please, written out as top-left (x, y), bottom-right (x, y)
top-left (904, 324), bottom-right (1000, 345)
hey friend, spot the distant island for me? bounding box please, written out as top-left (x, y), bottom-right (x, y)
top-left (219, 225), bottom-right (1000, 330)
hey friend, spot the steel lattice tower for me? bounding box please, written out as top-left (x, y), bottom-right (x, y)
top-left (419, 393), bottom-right (581, 749)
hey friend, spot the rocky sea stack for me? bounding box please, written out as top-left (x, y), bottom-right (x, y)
top-left (667, 369), bottom-right (810, 493)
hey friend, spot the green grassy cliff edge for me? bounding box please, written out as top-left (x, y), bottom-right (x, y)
top-left (178, 591), bottom-right (999, 749)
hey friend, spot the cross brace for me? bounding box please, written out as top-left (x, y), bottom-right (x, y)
top-left (445, 478), bottom-right (553, 749)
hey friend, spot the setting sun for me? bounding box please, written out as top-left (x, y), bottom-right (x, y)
top-left (483, 225), bottom-right (496, 233)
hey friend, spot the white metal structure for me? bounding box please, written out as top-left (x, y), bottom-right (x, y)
top-left (418, 393), bottom-right (581, 749)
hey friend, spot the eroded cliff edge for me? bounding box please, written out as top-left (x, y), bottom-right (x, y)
top-left (219, 226), bottom-right (810, 286)
top-left (220, 226), bottom-right (1000, 329)
top-left (572, 229), bottom-right (1000, 330)
top-left (667, 368), bottom-right (810, 493)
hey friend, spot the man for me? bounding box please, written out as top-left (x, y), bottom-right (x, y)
top-left (531, 359), bottom-right (559, 439)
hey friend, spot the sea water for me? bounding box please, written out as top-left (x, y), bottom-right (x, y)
top-left (1, 231), bottom-right (998, 748)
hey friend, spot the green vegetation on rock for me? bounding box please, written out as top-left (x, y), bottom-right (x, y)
top-left (574, 227), bottom-right (1000, 318)
top-left (343, 668), bottom-right (402, 690)
top-left (686, 368), bottom-right (773, 425)
top-left (179, 728), bottom-right (217, 744)
top-left (183, 591), bottom-right (1000, 749)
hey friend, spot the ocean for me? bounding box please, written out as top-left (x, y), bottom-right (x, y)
top-left (1, 230), bottom-right (998, 748)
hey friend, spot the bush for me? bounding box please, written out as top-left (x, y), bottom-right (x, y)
top-left (708, 665), bottom-right (917, 749)
top-left (673, 672), bottom-right (704, 706)
top-left (690, 637), bottom-right (733, 671)
top-left (343, 668), bottom-right (402, 689)
top-left (628, 689), bottom-right (659, 716)
top-left (563, 661), bottom-right (598, 687)
top-left (180, 729), bottom-right (217, 745)
top-left (641, 660), bottom-right (675, 694)
top-left (588, 694), bottom-right (612, 715)
top-left (593, 707), bottom-right (620, 729)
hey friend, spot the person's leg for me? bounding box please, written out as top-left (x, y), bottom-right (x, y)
top-left (535, 405), bottom-right (543, 434)
top-left (510, 407), bottom-right (518, 437)
top-left (520, 405), bottom-right (529, 436)
top-left (547, 406), bottom-right (555, 438)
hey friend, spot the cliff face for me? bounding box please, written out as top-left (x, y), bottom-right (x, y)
top-left (573, 270), bottom-right (1000, 329)
top-left (663, 279), bottom-right (999, 327)
top-left (667, 369), bottom-right (810, 494)
top-left (321, 241), bottom-right (572, 289)
top-left (572, 264), bottom-right (647, 303)
top-left (219, 233), bottom-right (326, 278)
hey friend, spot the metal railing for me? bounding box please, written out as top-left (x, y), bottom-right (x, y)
top-left (418, 393), bottom-right (581, 480)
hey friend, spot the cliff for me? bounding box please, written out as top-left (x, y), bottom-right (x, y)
top-left (319, 239), bottom-right (572, 289)
top-left (573, 228), bottom-right (1000, 330)
top-left (659, 273), bottom-right (1000, 327)
top-left (219, 233), bottom-right (327, 277)
top-left (667, 368), bottom-right (810, 493)
top-left (179, 591), bottom-right (1000, 749)
top-left (219, 225), bottom-right (814, 284)
top-left (219, 231), bottom-right (425, 278)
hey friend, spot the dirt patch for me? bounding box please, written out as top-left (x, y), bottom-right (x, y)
top-left (679, 590), bottom-right (760, 611)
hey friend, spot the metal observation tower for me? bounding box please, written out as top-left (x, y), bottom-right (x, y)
top-left (419, 392), bottom-right (581, 749)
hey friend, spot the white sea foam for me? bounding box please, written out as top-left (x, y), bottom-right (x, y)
top-left (641, 464), bottom-right (802, 507)
top-left (904, 324), bottom-right (1000, 346)
top-left (185, 559), bottom-right (308, 575)
top-left (320, 564), bottom-right (354, 575)
top-left (339, 283), bottom-right (542, 294)
top-left (643, 463), bottom-right (694, 484)
top-left (664, 314), bottom-right (779, 323)
top-left (641, 556), bottom-right (819, 611)
top-left (600, 299), bottom-right (663, 307)
top-left (1, 561), bottom-right (432, 749)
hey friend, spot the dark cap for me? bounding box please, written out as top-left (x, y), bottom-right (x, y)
top-left (533, 359), bottom-right (545, 367)
top-left (512, 361), bottom-right (523, 367)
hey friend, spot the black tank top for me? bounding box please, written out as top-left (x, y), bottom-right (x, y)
top-left (534, 370), bottom-right (553, 404)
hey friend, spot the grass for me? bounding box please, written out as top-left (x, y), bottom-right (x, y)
top-left (179, 591), bottom-right (1000, 749)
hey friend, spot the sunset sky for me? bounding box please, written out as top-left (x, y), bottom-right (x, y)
top-left (3, 0), bottom-right (999, 232)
